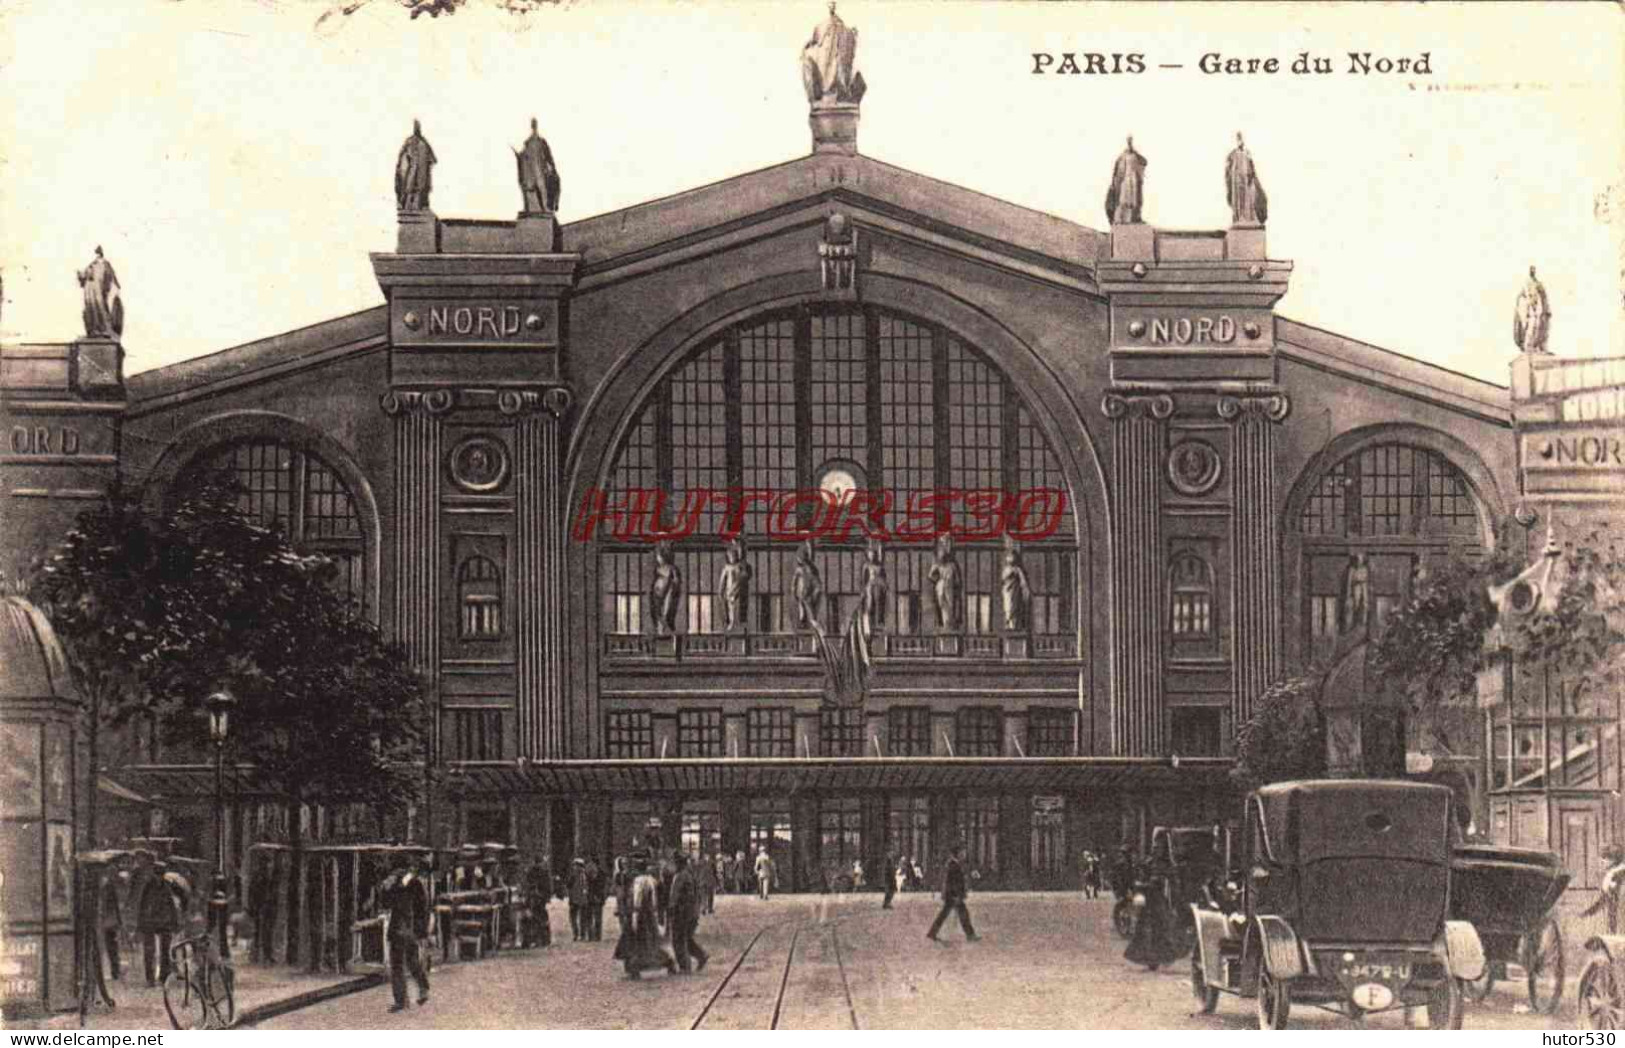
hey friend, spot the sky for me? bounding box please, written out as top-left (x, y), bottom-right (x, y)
top-left (0, 0), bottom-right (1621, 384)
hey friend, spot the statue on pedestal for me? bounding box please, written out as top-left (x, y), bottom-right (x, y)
top-left (395, 120), bottom-right (437, 212)
top-left (514, 118), bottom-right (561, 215)
top-left (1342, 553), bottom-right (1370, 634)
top-left (860, 540), bottom-right (888, 633)
top-left (792, 540), bottom-right (824, 630)
top-left (1104, 137), bottom-right (1147, 225)
top-left (1513, 265), bottom-right (1552, 355)
top-left (77, 246), bottom-right (123, 339)
top-left (801, 1), bottom-right (866, 106)
top-left (1225, 132), bottom-right (1268, 226)
top-left (718, 538), bottom-right (753, 632)
top-left (649, 541), bottom-right (683, 636)
top-left (1001, 540), bottom-right (1032, 632)
top-left (927, 534), bottom-right (963, 632)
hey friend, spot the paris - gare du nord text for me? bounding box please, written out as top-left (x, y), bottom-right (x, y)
top-left (3, 8), bottom-right (1622, 929)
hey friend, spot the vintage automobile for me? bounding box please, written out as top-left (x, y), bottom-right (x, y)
top-left (1188, 780), bottom-right (1485, 1029)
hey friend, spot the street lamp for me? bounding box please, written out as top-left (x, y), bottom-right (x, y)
top-left (205, 690), bottom-right (237, 958)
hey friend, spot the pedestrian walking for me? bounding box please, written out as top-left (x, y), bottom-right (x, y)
top-left (881, 854), bottom-right (898, 909)
top-left (521, 854), bottom-right (553, 947)
top-left (380, 855), bottom-right (431, 1013)
top-left (925, 844), bottom-right (979, 943)
top-left (734, 850), bottom-right (750, 894)
top-left (614, 854), bottom-right (677, 980)
top-left (99, 866), bottom-right (125, 981)
top-left (136, 856), bottom-right (188, 985)
top-left (567, 857), bottom-right (590, 941)
top-left (696, 851), bottom-right (716, 915)
top-left (754, 848), bottom-right (775, 900)
top-left (669, 853), bottom-right (709, 974)
top-left (1123, 849), bottom-right (1183, 971)
top-left (586, 857), bottom-right (607, 941)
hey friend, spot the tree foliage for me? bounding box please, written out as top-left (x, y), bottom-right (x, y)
top-left (32, 476), bottom-right (427, 816)
top-left (1230, 675), bottom-right (1327, 793)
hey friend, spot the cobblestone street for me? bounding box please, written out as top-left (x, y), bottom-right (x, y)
top-left (256, 893), bottom-right (1581, 1030)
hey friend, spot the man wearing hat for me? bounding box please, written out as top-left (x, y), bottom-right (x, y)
top-left (618, 853), bottom-right (677, 979)
top-left (926, 843), bottom-right (979, 943)
top-left (668, 852), bottom-right (709, 973)
top-left (380, 855), bottom-right (431, 1012)
top-left (521, 854), bottom-right (554, 948)
top-left (568, 857), bottom-right (591, 941)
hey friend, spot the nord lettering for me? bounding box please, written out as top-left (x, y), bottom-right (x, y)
top-left (1552, 436), bottom-right (1625, 468)
top-left (8, 426), bottom-right (81, 455)
top-left (1146, 315), bottom-right (1237, 346)
top-left (424, 304), bottom-right (530, 340)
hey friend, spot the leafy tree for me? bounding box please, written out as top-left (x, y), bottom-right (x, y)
top-left (33, 475), bottom-right (428, 963)
top-left (1230, 675), bottom-right (1327, 792)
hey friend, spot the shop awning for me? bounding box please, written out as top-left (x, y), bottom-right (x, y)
top-left (120, 756), bottom-right (1232, 798)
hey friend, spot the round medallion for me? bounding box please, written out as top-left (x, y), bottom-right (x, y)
top-left (1167, 440), bottom-right (1222, 496)
top-left (449, 436), bottom-right (511, 493)
top-left (403, 310), bottom-right (422, 331)
top-left (1127, 319), bottom-right (1147, 339)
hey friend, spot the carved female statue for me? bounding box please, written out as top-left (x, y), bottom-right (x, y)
top-left (1001, 541), bottom-right (1032, 632)
top-left (860, 540), bottom-right (888, 633)
top-left (1513, 265), bottom-right (1552, 355)
top-left (77, 246), bottom-right (123, 338)
top-left (1104, 136), bottom-right (1147, 225)
top-left (792, 540), bottom-right (824, 630)
top-left (395, 119), bottom-right (436, 212)
top-left (927, 533), bottom-right (963, 632)
top-left (649, 541), bottom-right (683, 636)
top-left (1224, 132), bottom-right (1268, 227)
top-left (718, 538), bottom-right (753, 632)
top-left (1342, 553), bottom-right (1370, 633)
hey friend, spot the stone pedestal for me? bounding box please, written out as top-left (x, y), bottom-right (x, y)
top-left (516, 213), bottom-right (560, 253)
top-left (934, 634), bottom-right (962, 657)
top-left (809, 103), bottom-right (860, 156)
top-left (397, 210), bottom-right (439, 253)
top-left (1225, 225), bottom-right (1266, 260)
top-left (1110, 223), bottom-right (1155, 261)
top-left (1002, 636), bottom-right (1030, 659)
top-left (652, 635), bottom-right (678, 658)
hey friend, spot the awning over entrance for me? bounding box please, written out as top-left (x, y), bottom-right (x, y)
top-left (121, 756), bottom-right (1232, 798)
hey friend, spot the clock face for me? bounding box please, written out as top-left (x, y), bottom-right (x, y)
top-left (818, 465), bottom-right (859, 507)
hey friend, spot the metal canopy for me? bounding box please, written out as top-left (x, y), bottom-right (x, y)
top-left (121, 756), bottom-right (1231, 798)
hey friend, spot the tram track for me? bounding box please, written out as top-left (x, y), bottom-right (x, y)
top-left (689, 903), bottom-right (873, 1030)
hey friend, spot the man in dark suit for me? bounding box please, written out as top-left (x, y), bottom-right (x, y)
top-left (381, 856), bottom-right (430, 1013)
top-left (668, 853), bottom-right (709, 973)
top-left (585, 858), bottom-right (607, 942)
top-left (521, 855), bottom-right (553, 948)
top-left (568, 858), bottom-right (589, 941)
top-left (881, 854), bottom-right (898, 909)
top-left (926, 844), bottom-right (979, 943)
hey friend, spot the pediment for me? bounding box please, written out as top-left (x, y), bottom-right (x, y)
top-left (561, 152), bottom-right (1106, 294)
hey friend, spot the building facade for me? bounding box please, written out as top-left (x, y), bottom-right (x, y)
top-left (8, 18), bottom-right (1614, 893)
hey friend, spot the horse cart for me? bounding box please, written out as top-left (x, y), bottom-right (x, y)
top-left (1449, 843), bottom-right (1570, 1014)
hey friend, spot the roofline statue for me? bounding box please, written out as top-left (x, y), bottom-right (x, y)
top-left (395, 119), bottom-right (437, 213)
top-left (513, 117), bottom-right (561, 216)
top-left (802, 1), bottom-right (866, 107)
top-left (1513, 265), bottom-right (1552, 355)
top-left (1105, 136), bottom-right (1147, 226)
top-left (77, 246), bottom-right (123, 340)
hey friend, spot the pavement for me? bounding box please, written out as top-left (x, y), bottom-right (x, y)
top-left (244, 892), bottom-right (1592, 1030)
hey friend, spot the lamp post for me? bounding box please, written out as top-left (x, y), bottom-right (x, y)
top-left (205, 690), bottom-right (237, 958)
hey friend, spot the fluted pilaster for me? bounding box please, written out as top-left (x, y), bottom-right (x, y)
top-left (1103, 391), bottom-right (1173, 756)
top-left (503, 387), bottom-right (573, 759)
top-left (382, 390), bottom-right (452, 732)
top-left (1218, 393), bottom-right (1290, 730)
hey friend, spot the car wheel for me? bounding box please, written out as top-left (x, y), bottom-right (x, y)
top-left (1579, 957), bottom-right (1625, 1030)
top-left (1256, 970), bottom-right (1290, 1030)
top-left (1524, 916), bottom-right (1565, 1015)
top-left (1423, 976), bottom-right (1464, 1030)
top-left (1190, 950), bottom-right (1219, 1014)
top-left (1460, 960), bottom-right (1497, 1003)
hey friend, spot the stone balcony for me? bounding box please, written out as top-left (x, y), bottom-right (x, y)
top-left (602, 631), bottom-right (1078, 661)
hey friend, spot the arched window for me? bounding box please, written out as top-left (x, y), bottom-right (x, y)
top-left (599, 306), bottom-right (1079, 652)
top-left (1168, 551), bottom-right (1214, 638)
top-left (1297, 442), bottom-right (1485, 661)
top-left (187, 441), bottom-right (366, 604)
top-left (458, 555), bottom-right (503, 639)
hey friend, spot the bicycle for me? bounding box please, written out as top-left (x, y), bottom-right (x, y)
top-left (163, 933), bottom-right (236, 1030)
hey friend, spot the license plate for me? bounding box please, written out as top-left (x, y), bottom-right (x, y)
top-left (1344, 962), bottom-right (1410, 982)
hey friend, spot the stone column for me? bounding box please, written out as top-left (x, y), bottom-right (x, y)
top-left (1219, 393), bottom-right (1291, 730)
top-left (503, 387), bottom-right (573, 760)
top-left (1102, 392), bottom-right (1173, 756)
top-left (381, 389), bottom-right (451, 725)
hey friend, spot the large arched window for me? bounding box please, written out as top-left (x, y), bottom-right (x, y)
top-left (598, 306), bottom-right (1079, 652)
top-left (1297, 442), bottom-right (1485, 662)
top-left (185, 441), bottom-right (367, 606)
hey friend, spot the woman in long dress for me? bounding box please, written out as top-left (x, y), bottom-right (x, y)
top-left (617, 856), bottom-right (676, 979)
top-left (1123, 854), bottom-right (1184, 971)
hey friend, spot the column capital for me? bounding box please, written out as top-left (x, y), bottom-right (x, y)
top-left (379, 389), bottom-right (454, 417)
top-left (497, 386), bottom-right (573, 418)
top-left (1216, 392), bottom-right (1291, 423)
top-left (1102, 391), bottom-right (1174, 420)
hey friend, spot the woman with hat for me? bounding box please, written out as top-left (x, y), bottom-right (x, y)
top-left (616, 853), bottom-right (677, 979)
